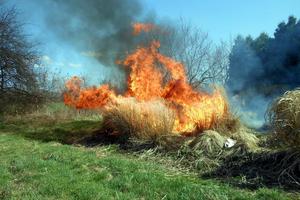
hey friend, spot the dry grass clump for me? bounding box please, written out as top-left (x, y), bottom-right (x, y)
top-left (183, 128), bottom-right (258, 156)
top-left (188, 130), bottom-right (226, 156)
top-left (212, 113), bottom-right (241, 135)
top-left (102, 98), bottom-right (175, 141)
top-left (231, 127), bottom-right (259, 151)
top-left (173, 127), bottom-right (260, 173)
top-left (211, 109), bottom-right (260, 152)
top-left (174, 130), bottom-right (226, 173)
top-left (209, 112), bottom-right (259, 152)
top-left (267, 88), bottom-right (300, 146)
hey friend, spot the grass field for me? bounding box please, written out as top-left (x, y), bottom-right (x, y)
top-left (0, 106), bottom-right (299, 200)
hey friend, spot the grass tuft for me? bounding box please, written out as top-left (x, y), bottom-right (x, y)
top-left (102, 98), bottom-right (175, 141)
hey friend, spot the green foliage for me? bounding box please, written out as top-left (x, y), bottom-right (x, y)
top-left (0, 133), bottom-right (295, 200)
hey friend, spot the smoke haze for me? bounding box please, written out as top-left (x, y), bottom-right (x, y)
top-left (227, 16), bottom-right (300, 128)
top-left (31, 0), bottom-right (144, 67)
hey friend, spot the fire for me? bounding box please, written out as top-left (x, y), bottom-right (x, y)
top-left (132, 23), bottom-right (156, 35)
top-left (64, 76), bottom-right (116, 109)
top-left (64, 23), bottom-right (228, 134)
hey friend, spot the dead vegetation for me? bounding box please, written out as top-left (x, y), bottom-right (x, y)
top-left (3, 103), bottom-right (101, 126)
top-left (209, 149), bottom-right (300, 190)
top-left (206, 88), bottom-right (300, 191)
top-left (99, 98), bottom-right (261, 176)
top-left (101, 98), bottom-right (175, 141)
top-left (267, 88), bottom-right (300, 147)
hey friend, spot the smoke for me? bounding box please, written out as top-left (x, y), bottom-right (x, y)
top-left (229, 90), bottom-right (271, 129)
top-left (227, 16), bottom-right (300, 129)
top-left (226, 36), bottom-right (267, 128)
top-left (32, 0), bottom-right (145, 67)
top-left (226, 36), bottom-right (264, 94)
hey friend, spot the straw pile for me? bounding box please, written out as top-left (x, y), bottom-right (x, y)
top-left (267, 88), bottom-right (300, 146)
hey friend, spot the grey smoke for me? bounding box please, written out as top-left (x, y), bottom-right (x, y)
top-left (227, 17), bottom-right (300, 129)
top-left (33, 0), bottom-right (144, 67)
top-left (226, 36), bottom-right (270, 129)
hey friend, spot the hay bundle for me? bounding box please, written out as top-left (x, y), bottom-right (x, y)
top-left (174, 130), bottom-right (226, 172)
top-left (188, 130), bottom-right (226, 156)
top-left (267, 89), bottom-right (300, 146)
top-left (186, 128), bottom-right (259, 156)
top-left (102, 98), bottom-right (175, 141)
top-left (232, 127), bottom-right (259, 151)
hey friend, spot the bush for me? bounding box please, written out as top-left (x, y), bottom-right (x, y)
top-left (267, 88), bottom-right (300, 146)
top-left (102, 98), bottom-right (175, 141)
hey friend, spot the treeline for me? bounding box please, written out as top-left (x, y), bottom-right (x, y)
top-left (0, 7), bottom-right (63, 115)
top-left (227, 16), bottom-right (300, 98)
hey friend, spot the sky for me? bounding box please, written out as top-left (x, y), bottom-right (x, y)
top-left (143, 0), bottom-right (300, 41)
top-left (4, 0), bottom-right (300, 82)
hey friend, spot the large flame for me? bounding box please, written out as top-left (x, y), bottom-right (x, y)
top-left (64, 23), bottom-right (228, 134)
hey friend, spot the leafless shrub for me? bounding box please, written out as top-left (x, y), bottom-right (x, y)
top-left (142, 19), bottom-right (230, 88)
top-left (0, 6), bottom-right (43, 113)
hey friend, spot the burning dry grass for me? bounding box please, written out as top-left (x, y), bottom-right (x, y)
top-left (64, 23), bottom-right (229, 134)
top-left (99, 94), bottom-right (259, 157)
top-left (102, 98), bottom-right (176, 141)
top-left (267, 88), bottom-right (300, 146)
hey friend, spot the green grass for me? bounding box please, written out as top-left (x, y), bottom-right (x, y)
top-left (0, 106), bottom-right (299, 200)
top-left (0, 133), bottom-right (296, 200)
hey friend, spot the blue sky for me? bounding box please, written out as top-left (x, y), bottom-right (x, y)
top-left (143, 0), bottom-right (300, 41)
top-left (6, 0), bottom-right (300, 82)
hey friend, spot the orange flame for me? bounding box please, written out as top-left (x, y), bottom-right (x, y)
top-left (132, 23), bottom-right (156, 35)
top-left (64, 23), bottom-right (228, 134)
top-left (64, 76), bottom-right (116, 109)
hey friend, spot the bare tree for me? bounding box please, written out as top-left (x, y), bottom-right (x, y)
top-left (0, 6), bottom-right (41, 113)
top-left (143, 19), bottom-right (230, 89)
top-left (34, 65), bottom-right (68, 101)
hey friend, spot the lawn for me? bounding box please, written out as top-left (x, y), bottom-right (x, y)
top-left (0, 115), bottom-right (298, 200)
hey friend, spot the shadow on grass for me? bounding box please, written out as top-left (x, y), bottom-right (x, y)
top-left (0, 119), bottom-right (155, 150)
top-left (0, 120), bottom-right (103, 145)
top-left (204, 149), bottom-right (300, 191)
